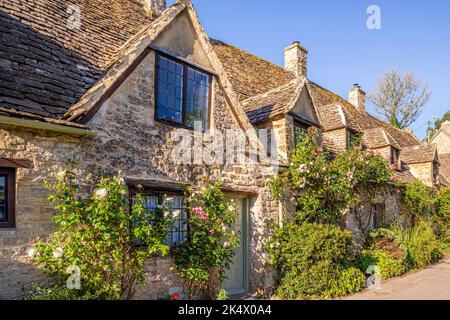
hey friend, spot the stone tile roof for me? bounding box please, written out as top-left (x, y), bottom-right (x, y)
top-left (400, 144), bottom-right (437, 164)
top-left (307, 81), bottom-right (420, 148)
top-left (0, 0), bottom-right (154, 118)
top-left (210, 39), bottom-right (296, 102)
top-left (241, 80), bottom-right (299, 124)
top-left (393, 170), bottom-right (417, 185)
top-left (363, 127), bottom-right (401, 150)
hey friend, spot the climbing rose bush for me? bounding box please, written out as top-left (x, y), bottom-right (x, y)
top-left (269, 131), bottom-right (393, 224)
top-left (30, 167), bottom-right (171, 300)
top-left (172, 181), bottom-right (239, 300)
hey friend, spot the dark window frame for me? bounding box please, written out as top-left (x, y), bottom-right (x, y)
top-left (128, 187), bottom-right (190, 246)
top-left (293, 119), bottom-right (309, 148)
top-left (347, 129), bottom-right (361, 149)
top-left (154, 52), bottom-right (213, 131)
top-left (0, 167), bottom-right (16, 229)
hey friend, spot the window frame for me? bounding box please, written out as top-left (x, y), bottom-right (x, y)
top-left (154, 52), bottom-right (213, 131)
top-left (293, 120), bottom-right (309, 148)
top-left (346, 129), bottom-right (361, 149)
top-left (128, 187), bottom-right (190, 246)
top-left (0, 167), bottom-right (16, 229)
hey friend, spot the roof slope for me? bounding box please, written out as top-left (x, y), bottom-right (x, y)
top-left (363, 127), bottom-right (401, 149)
top-left (400, 144), bottom-right (437, 164)
top-left (0, 0), bottom-right (153, 118)
top-left (307, 81), bottom-right (420, 148)
top-left (210, 39), bottom-right (295, 102)
top-left (241, 79), bottom-right (299, 123)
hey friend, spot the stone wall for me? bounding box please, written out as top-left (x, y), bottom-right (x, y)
top-left (432, 131), bottom-right (450, 155)
top-left (408, 162), bottom-right (435, 187)
top-left (322, 128), bottom-right (347, 154)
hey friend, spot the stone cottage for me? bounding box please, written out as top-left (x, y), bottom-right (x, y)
top-left (0, 0), bottom-right (443, 299)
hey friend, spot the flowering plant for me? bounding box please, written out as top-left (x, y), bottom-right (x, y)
top-left (269, 131), bottom-right (393, 224)
top-left (172, 181), bottom-right (239, 300)
top-left (31, 164), bottom-right (171, 299)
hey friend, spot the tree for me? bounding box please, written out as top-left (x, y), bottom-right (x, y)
top-left (368, 70), bottom-right (431, 129)
top-left (426, 111), bottom-right (450, 141)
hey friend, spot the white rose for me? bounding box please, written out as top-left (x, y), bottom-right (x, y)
top-left (53, 247), bottom-right (64, 258)
top-left (55, 171), bottom-right (66, 179)
top-left (95, 188), bottom-right (108, 199)
top-left (27, 248), bottom-right (35, 258)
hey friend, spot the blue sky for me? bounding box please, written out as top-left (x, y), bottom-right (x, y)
top-left (168, 0), bottom-right (450, 139)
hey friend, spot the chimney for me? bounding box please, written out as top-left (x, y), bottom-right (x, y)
top-left (348, 84), bottom-right (366, 111)
top-left (139, 0), bottom-right (167, 18)
top-left (284, 41), bottom-right (308, 78)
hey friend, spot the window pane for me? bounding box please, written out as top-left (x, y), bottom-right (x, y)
top-left (137, 194), bottom-right (187, 245)
top-left (186, 67), bottom-right (210, 129)
top-left (0, 175), bottom-right (7, 222)
top-left (294, 123), bottom-right (306, 147)
top-left (157, 56), bottom-right (183, 124)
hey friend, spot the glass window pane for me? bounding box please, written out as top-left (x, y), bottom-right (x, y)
top-left (157, 56), bottom-right (183, 124)
top-left (186, 67), bottom-right (210, 129)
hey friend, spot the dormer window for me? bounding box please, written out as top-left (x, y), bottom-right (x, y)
top-left (155, 53), bottom-right (211, 129)
top-left (391, 147), bottom-right (400, 165)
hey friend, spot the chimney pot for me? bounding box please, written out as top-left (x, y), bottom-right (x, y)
top-left (348, 84), bottom-right (366, 112)
top-left (284, 41), bottom-right (308, 78)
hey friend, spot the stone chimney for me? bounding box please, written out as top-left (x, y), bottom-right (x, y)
top-left (284, 41), bottom-right (308, 78)
top-left (348, 84), bottom-right (366, 111)
top-left (139, 0), bottom-right (167, 18)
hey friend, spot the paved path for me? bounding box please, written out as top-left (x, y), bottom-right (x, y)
top-left (345, 254), bottom-right (450, 300)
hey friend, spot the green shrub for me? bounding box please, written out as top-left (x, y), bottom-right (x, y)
top-left (395, 220), bottom-right (442, 269)
top-left (438, 188), bottom-right (450, 246)
top-left (357, 249), bottom-right (405, 279)
top-left (401, 181), bottom-right (437, 223)
top-left (331, 266), bottom-right (367, 297)
top-left (31, 168), bottom-right (170, 300)
top-left (267, 222), bottom-right (365, 299)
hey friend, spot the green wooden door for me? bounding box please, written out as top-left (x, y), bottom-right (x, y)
top-left (222, 197), bottom-right (248, 295)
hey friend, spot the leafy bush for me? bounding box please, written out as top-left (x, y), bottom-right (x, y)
top-left (267, 222), bottom-right (365, 299)
top-left (392, 220), bottom-right (442, 269)
top-left (437, 187), bottom-right (450, 246)
top-left (357, 249), bottom-right (405, 279)
top-left (401, 181), bottom-right (437, 224)
top-left (172, 181), bottom-right (239, 300)
top-left (30, 167), bottom-right (170, 300)
top-left (269, 131), bottom-right (392, 225)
